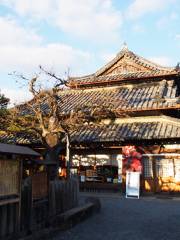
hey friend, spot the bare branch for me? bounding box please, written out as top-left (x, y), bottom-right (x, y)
top-left (39, 65), bottom-right (67, 87)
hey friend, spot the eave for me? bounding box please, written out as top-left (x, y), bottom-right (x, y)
top-left (68, 72), bottom-right (179, 89)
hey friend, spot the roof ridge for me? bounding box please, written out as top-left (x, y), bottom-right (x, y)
top-left (110, 116), bottom-right (180, 126)
top-left (67, 48), bottom-right (178, 87)
top-left (134, 52), bottom-right (175, 71)
top-left (95, 48), bottom-right (175, 77)
top-left (159, 115), bottom-right (180, 126)
top-left (69, 73), bottom-right (94, 80)
top-left (60, 80), bottom-right (164, 94)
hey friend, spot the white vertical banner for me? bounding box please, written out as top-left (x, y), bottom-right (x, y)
top-left (126, 171), bottom-right (140, 199)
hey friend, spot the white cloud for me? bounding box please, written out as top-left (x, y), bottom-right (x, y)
top-left (156, 11), bottom-right (179, 29)
top-left (156, 17), bottom-right (168, 29)
top-left (132, 24), bottom-right (145, 33)
top-left (100, 52), bottom-right (116, 63)
top-left (1, 88), bottom-right (33, 106)
top-left (0, 16), bottom-right (41, 46)
top-left (170, 12), bottom-right (179, 20)
top-left (0, 16), bottom-right (94, 104)
top-left (0, 42), bottom-right (92, 104)
top-left (126, 0), bottom-right (176, 19)
top-left (148, 56), bottom-right (174, 66)
top-left (0, 16), bottom-right (92, 73)
top-left (55, 0), bottom-right (122, 42)
top-left (1, 0), bottom-right (55, 19)
top-left (175, 34), bottom-right (180, 40)
top-left (0, 44), bottom-right (92, 75)
top-left (0, 41), bottom-right (92, 104)
top-left (1, 0), bottom-right (122, 42)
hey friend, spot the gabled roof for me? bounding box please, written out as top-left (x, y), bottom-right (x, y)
top-left (95, 44), bottom-right (175, 76)
top-left (68, 45), bottom-right (179, 88)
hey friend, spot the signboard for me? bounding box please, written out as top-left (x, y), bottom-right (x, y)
top-left (126, 171), bottom-right (140, 199)
top-left (0, 159), bottom-right (20, 197)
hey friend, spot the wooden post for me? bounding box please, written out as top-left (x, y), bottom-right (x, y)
top-left (0, 205), bottom-right (7, 237)
top-left (18, 159), bottom-right (23, 233)
top-left (66, 133), bottom-right (71, 179)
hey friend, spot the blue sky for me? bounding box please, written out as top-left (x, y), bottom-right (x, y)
top-left (0, 0), bottom-right (180, 104)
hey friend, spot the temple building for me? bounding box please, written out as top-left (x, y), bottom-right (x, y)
top-left (66, 45), bottom-right (180, 193)
top-left (1, 45), bottom-right (180, 193)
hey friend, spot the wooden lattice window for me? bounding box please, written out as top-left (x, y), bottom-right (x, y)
top-left (143, 157), bottom-right (153, 178)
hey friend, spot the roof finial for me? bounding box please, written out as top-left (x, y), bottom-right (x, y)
top-left (122, 42), bottom-right (128, 52)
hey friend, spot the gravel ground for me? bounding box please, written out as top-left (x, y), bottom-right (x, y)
top-left (53, 193), bottom-right (180, 240)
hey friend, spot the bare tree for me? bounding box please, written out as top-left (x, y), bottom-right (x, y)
top-left (7, 66), bottom-right (119, 180)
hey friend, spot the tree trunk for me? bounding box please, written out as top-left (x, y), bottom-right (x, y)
top-left (45, 144), bottom-right (63, 181)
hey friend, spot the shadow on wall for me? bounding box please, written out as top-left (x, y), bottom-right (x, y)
top-left (143, 155), bottom-right (180, 193)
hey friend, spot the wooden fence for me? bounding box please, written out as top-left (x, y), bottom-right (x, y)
top-left (20, 176), bottom-right (79, 236)
top-left (0, 160), bottom-right (79, 239)
top-left (0, 159), bottom-right (21, 240)
top-left (49, 178), bottom-right (79, 217)
top-left (0, 200), bottom-right (20, 239)
top-left (21, 177), bottom-right (32, 235)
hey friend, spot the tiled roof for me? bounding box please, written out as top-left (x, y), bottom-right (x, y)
top-left (70, 116), bottom-right (180, 143)
top-left (68, 71), bottom-right (178, 87)
top-left (50, 80), bottom-right (179, 114)
top-left (0, 116), bottom-right (180, 145)
top-left (0, 132), bottom-right (40, 145)
top-left (68, 47), bottom-right (179, 88)
top-left (0, 143), bottom-right (40, 156)
top-left (95, 48), bottom-right (175, 76)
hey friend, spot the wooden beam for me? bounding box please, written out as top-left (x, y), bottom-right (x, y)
top-left (0, 198), bottom-right (19, 206)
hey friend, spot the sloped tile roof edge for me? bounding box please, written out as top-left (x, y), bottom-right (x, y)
top-left (0, 142), bottom-right (40, 156)
top-left (0, 116), bottom-right (180, 145)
